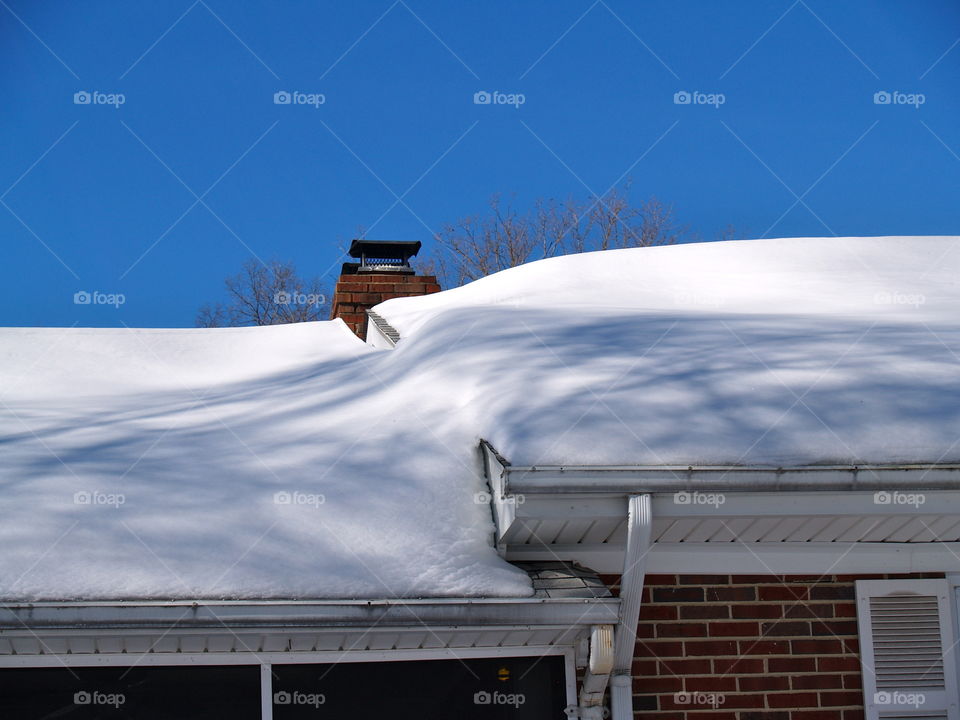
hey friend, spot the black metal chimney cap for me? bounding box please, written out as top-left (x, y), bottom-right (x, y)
top-left (348, 239), bottom-right (422, 262)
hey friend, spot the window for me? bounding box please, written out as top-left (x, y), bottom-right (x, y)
top-left (0, 654), bottom-right (570, 719)
top-left (0, 665), bottom-right (260, 719)
top-left (271, 656), bottom-right (567, 719)
top-left (856, 578), bottom-right (959, 720)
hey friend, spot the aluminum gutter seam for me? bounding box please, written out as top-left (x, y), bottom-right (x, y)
top-left (0, 598), bottom-right (620, 630)
top-left (502, 464), bottom-right (960, 494)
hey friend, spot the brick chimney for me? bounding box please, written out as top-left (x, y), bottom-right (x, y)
top-left (330, 239), bottom-right (441, 339)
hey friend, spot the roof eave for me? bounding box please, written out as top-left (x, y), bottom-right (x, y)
top-left (0, 597), bottom-right (619, 630)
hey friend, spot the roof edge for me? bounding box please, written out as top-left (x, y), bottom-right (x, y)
top-left (0, 597), bottom-right (619, 630)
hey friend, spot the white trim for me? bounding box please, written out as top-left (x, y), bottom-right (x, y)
top-left (261, 664), bottom-right (273, 720)
top-left (502, 490), bottom-right (960, 523)
top-left (563, 649), bottom-right (577, 710)
top-left (480, 439), bottom-right (516, 552)
top-left (949, 573), bottom-right (960, 704)
top-left (507, 541), bottom-right (960, 574)
top-left (651, 491), bottom-right (960, 517)
top-left (0, 645), bottom-right (572, 668)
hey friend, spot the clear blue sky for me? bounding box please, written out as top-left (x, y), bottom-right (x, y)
top-left (2, 0), bottom-right (958, 327)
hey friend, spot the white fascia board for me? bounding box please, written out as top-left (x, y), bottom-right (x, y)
top-left (650, 490), bottom-right (960, 517)
top-left (506, 541), bottom-right (960, 575)
top-left (507, 491), bottom-right (960, 522)
top-left (0, 598), bottom-right (620, 630)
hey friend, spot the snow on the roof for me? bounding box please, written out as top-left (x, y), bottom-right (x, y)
top-left (1, 236), bottom-right (958, 601)
top-left (0, 321), bottom-right (530, 600)
top-left (379, 236), bottom-right (960, 468)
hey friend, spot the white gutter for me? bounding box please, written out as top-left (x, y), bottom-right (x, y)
top-left (503, 463), bottom-right (960, 494)
top-left (0, 597), bottom-right (619, 630)
top-left (610, 495), bottom-right (652, 720)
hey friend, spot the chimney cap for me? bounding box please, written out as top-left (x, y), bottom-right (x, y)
top-left (348, 239), bottom-right (422, 262)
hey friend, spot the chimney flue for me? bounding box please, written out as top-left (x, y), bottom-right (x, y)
top-left (330, 239), bottom-right (440, 339)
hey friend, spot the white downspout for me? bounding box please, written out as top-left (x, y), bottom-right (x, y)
top-left (610, 494), bottom-right (653, 720)
top-left (577, 624), bottom-right (615, 718)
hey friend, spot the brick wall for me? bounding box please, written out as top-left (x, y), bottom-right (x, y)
top-left (597, 572), bottom-right (944, 720)
top-left (330, 273), bottom-right (440, 338)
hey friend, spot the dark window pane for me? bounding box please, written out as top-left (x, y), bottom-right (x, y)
top-left (272, 656), bottom-right (566, 719)
top-left (0, 665), bottom-right (260, 719)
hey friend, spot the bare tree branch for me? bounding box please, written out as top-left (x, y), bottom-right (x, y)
top-left (196, 259), bottom-right (329, 327)
top-left (425, 186), bottom-right (693, 288)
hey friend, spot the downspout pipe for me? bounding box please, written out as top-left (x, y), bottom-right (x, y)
top-left (610, 494), bottom-right (653, 720)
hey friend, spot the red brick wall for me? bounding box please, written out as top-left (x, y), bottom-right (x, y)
top-left (597, 572), bottom-right (944, 720)
top-left (330, 273), bottom-right (440, 337)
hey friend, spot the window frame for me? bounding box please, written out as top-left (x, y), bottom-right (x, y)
top-left (0, 646), bottom-right (577, 720)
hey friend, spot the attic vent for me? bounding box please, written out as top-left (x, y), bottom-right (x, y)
top-left (857, 579), bottom-right (959, 720)
top-left (869, 594), bottom-right (944, 688)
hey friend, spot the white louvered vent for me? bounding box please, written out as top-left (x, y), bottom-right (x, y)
top-left (857, 579), bottom-right (959, 720)
top-left (870, 594), bottom-right (945, 689)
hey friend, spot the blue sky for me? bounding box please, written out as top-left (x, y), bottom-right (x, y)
top-left (2, 0), bottom-right (958, 327)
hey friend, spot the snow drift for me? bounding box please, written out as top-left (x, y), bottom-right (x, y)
top-left (1, 236), bottom-right (958, 600)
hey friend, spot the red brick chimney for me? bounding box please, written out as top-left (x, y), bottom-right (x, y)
top-left (330, 239), bottom-right (440, 339)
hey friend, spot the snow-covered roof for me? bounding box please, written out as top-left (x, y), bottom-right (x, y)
top-left (1, 236), bottom-right (958, 601)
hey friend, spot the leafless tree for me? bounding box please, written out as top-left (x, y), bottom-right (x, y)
top-left (196, 258), bottom-right (328, 327)
top-left (424, 186), bottom-right (688, 287)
